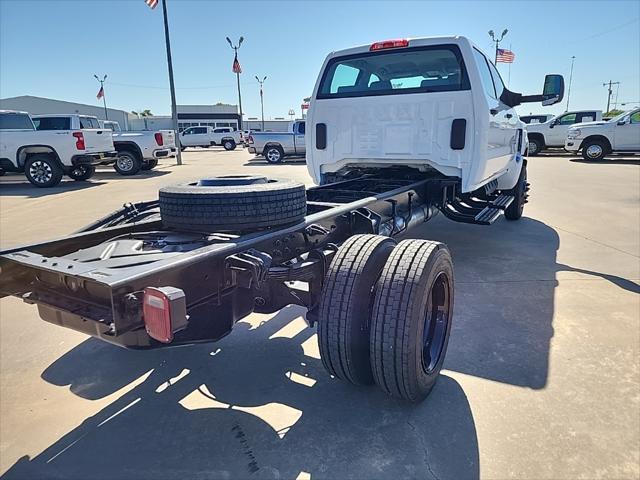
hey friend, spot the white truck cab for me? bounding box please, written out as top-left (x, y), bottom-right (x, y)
top-left (525, 109), bottom-right (603, 155)
top-left (306, 36), bottom-right (564, 194)
top-left (179, 126), bottom-right (241, 151)
top-left (565, 108), bottom-right (640, 160)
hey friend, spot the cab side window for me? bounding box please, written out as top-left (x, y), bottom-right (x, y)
top-left (576, 112), bottom-right (596, 123)
top-left (558, 113), bottom-right (577, 125)
top-left (487, 60), bottom-right (505, 100)
top-left (472, 49), bottom-right (496, 100)
top-left (630, 111), bottom-right (640, 124)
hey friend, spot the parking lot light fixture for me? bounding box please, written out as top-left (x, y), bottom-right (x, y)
top-left (94, 74), bottom-right (108, 120)
top-left (488, 28), bottom-right (508, 64)
top-left (227, 36), bottom-right (245, 130)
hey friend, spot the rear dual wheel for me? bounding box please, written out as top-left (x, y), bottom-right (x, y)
top-left (317, 235), bottom-right (454, 402)
top-left (68, 165), bottom-right (95, 181)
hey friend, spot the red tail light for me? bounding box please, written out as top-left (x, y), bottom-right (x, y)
top-left (143, 287), bottom-right (188, 343)
top-left (370, 39), bottom-right (409, 51)
top-left (154, 132), bottom-right (163, 146)
top-left (72, 132), bottom-right (85, 150)
top-left (248, 135), bottom-right (254, 144)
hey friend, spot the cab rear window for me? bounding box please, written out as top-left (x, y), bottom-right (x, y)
top-left (317, 45), bottom-right (469, 99)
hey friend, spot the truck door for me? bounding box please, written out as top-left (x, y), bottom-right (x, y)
top-left (473, 49), bottom-right (511, 173)
top-left (615, 110), bottom-right (640, 150)
top-left (547, 112), bottom-right (580, 146)
top-left (295, 122), bottom-right (306, 155)
top-left (487, 60), bottom-right (518, 161)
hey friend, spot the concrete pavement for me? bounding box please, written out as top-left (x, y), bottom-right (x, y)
top-left (0, 148), bottom-right (638, 479)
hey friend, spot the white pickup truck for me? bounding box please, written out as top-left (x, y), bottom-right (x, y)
top-left (525, 109), bottom-right (602, 155)
top-left (565, 108), bottom-right (640, 160)
top-left (0, 110), bottom-right (117, 187)
top-left (247, 121), bottom-right (306, 163)
top-left (307, 36), bottom-right (564, 205)
top-left (179, 126), bottom-right (241, 151)
top-left (34, 115), bottom-right (176, 175)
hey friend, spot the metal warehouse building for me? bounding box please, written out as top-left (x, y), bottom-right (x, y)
top-left (0, 96), bottom-right (242, 132)
top-left (0, 95), bottom-right (134, 130)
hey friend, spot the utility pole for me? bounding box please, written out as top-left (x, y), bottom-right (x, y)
top-left (255, 75), bottom-right (267, 131)
top-left (565, 56), bottom-right (575, 112)
top-left (488, 28), bottom-right (508, 64)
top-left (603, 80), bottom-right (621, 114)
top-left (226, 36), bottom-right (244, 130)
top-left (94, 74), bottom-right (108, 120)
top-left (161, 0), bottom-right (182, 165)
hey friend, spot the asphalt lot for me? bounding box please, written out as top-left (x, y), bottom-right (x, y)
top-left (0, 148), bottom-right (638, 479)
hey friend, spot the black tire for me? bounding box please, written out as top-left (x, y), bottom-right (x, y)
top-left (223, 139), bottom-right (237, 151)
top-left (141, 158), bottom-right (159, 171)
top-left (24, 155), bottom-right (63, 188)
top-left (370, 240), bottom-right (454, 402)
top-left (114, 150), bottom-right (142, 176)
top-left (159, 175), bottom-right (306, 232)
top-left (581, 139), bottom-right (607, 161)
top-left (264, 145), bottom-right (284, 164)
top-left (318, 235), bottom-right (396, 385)
top-left (527, 136), bottom-right (544, 156)
top-left (67, 165), bottom-right (95, 181)
top-left (504, 161), bottom-right (528, 220)
top-left (0, 168), bottom-right (5, 176)
top-left (180, 146), bottom-right (186, 152)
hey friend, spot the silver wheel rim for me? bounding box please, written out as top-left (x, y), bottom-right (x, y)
top-left (117, 155), bottom-right (134, 172)
top-left (267, 149), bottom-right (280, 162)
top-left (586, 144), bottom-right (603, 159)
top-left (224, 141), bottom-right (233, 149)
top-left (529, 142), bottom-right (538, 154)
top-left (29, 160), bottom-right (53, 184)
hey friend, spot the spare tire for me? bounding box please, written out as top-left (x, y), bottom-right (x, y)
top-left (159, 175), bottom-right (306, 232)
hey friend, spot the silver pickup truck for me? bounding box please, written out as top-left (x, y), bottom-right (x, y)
top-left (247, 120), bottom-right (305, 163)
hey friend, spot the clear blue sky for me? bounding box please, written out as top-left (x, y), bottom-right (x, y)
top-left (1, 0), bottom-right (638, 119)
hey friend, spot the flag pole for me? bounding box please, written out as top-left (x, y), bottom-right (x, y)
top-left (507, 43), bottom-right (512, 87)
top-left (161, 0), bottom-right (182, 165)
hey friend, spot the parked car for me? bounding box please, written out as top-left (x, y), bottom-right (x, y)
top-left (565, 108), bottom-right (640, 160)
top-left (35, 114), bottom-right (176, 175)
top-left (0, 36), bottom-right (564, 404)
top-left (179, 126), bottom-right (241, 151)
top-left (1, 110), bottom-right (116, 187)
top-left (247, 121), bottom-right (305, 163)
top-left (525, 110), bottom-right (602, 155)
top-left (519, 114), bottom-right (554, 124)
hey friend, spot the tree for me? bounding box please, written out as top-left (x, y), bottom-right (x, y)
top-left (131, 109), bottom-right (153, 117)
top-left (604, 109), bottom-right (623, 117)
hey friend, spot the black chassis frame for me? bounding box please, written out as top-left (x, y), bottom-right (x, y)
top-left (0, 172), bottom-right (462, 349)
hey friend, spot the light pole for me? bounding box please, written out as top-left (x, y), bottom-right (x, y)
top-left (288, 109), bottom-right (295, 121)
top-left (488, 29), bottom-right (508, 64)
top-left (94, 74), bottom-right (108, 120)
top-left (226, 36), bottom-right (244, 129)
top-left (255, 75), bottom-right (267, 131)
top-left (565, 56), bottom-right (575, 112)
top-left (161, 0), bottom-right (182, 165)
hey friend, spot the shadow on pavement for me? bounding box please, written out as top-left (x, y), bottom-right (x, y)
top-left (568, 157), bottom-right (640, 166)
top-left (0, 180), bottom-right (107, 198)
top-left (91, 169), bottom-right (171, 181)
top-left (3, 216), bottom-right (638, 479)
top-left (4, 307), bottom-right (479, 480)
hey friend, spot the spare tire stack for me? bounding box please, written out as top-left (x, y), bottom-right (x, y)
top-left (159, 175), bottom-right (306, 232)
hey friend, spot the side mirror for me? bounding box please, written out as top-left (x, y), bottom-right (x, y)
top-left (542, 74), bottom-right (565, 106)
top-left (617, 117), bottom-right (629, 126)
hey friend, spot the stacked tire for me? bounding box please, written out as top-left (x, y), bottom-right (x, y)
top-left (318, 234), bottom-right (454, 402)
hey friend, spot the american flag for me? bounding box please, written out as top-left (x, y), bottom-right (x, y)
top-left (496, 48), bottom-right (515, 63)
top-left (144, 0), bottom-right (158, 9)
top-left (232, 54), bottom-right (242, 74)
top-left (96, 86), bottom-right (104, 99)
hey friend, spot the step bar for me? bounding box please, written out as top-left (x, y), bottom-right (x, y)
top-left (441, 193), bottom-right (515, 225)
